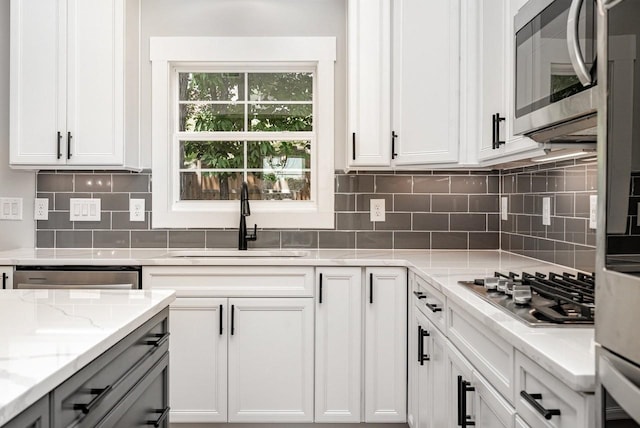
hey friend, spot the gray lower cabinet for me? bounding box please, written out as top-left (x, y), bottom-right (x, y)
top-left (2, 396), bottom-right (49, 428)
top-left (2, 308), bottom-right (169, 428)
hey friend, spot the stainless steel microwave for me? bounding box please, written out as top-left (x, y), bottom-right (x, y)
top-left (513, 0), bottom-right (598, 143)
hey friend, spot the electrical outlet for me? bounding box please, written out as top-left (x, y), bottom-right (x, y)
top-left (370, 199), bottom-right (386, 222)
top-left (0, 198), bottom-right (23, 220)
top-left (34, 198), bottom-right (49, 220)
top-left (69, 198), bottom-right (101, 222)
top-left (130, 198), bottom-right (145, 222)
top-left (589, 195), bottom-right (597, 229)
top-left (542, 197), bottom-right (551, 226)
top-left (501, 197), bottom-right (508, 221)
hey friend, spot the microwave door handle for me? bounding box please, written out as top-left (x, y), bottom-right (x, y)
top-left (599, 355), bottom-right (640, 424)
top-left (567, 0), bottom-right (593, 86)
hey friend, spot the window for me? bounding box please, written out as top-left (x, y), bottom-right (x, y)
top-left (150, 37), bottom-right (336, 229)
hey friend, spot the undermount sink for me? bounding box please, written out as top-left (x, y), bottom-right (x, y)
top-left (165, 250), bottom-right (310, 258)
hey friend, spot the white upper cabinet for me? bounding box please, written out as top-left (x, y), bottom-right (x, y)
top-left (470, 0), bottom-right (544, 164)
top-left (347, 0), bottom-right (392, 167)
top-left (10, 0), bottom-right (140, 169)
top-left (347, 0), bottom-right (461, 169)
top-left (392, 0), bottom-right (461, 166)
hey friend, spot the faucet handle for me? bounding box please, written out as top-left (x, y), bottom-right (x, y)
top-left (246, 224), bottom-right (258, 242)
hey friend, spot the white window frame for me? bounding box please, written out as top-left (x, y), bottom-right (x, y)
top-left (150, 37), bottom-right (336, 229)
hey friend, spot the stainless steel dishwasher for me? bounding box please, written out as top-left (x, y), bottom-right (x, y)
top-left (13, 266), bottom-right (141, 290)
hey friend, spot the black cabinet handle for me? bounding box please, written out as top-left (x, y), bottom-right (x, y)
top-left (231, 304), bottom-right (235, 335)
top-left (369, 273), bottom-right (373, 304)
top-left (426, 302), bottom-right (442, 313)
top-left (520, 391), bottom-right (561, 420)
top-left (144, 332), bottom-right (170, 348)
top-left (319, 273), bottom-right (323, 304)
top-left (417, 325), bottom-right (423, 363)
top-left (352, 132), bottom-right (356, 160)
top-left (219, 304), bottom-right (223, 335)
top-left (73, 385), bottom-right (112, 414)
top-left (492, 113), bottom-right (505, 149)
top-left (67, 132), bottom-right (73, 159)
top-left (148, 406), bottom-right (170, 427)
top-left (457, 376), bottom-right (475, 427)
top-left (2, 273), bottom-right (7, 289)
top-left (420, 327), bottom-right (430, 365)
top-left (57, 132), bottom-right (62, 159)
top-left (413, 291), bottom-right (426, 299)
top-left (391, 131), bottom-right (398, 159)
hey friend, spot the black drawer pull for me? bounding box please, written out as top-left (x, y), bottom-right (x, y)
top-left (319, 273), bottom-right (323, 304)
top-left (67, 131), bottom-right (73, 159)
top-left (219, 304), bottom-right (223, 335)
top-left (231, 304), bottom-right (235, 335)
top-left (73, 385), bottom-right (112, 414)
top-left (520, 391), bottom-right (561, 420)
top-left (57, 131), bottom-right (62, 159)
top-left (413, 291), bottom-right (426, 299)
top-left (1, 273), bottom-right (7, 289)
top-left (420, 327), bottom-right (430, 365)
top-left (369, 273), bottom-right (373, 304)
top-left (148, 406), bottom-right (170, 427)
top-left (426, 302), bottom-right (442, 313)
top-left (457, 376), bottom-right (476, 427)
top-left (145, 332), bottom-right (170, 348)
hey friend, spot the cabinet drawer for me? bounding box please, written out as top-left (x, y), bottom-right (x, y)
top-left (413, 274), bottom-right (446, 333)
top-left (52, 309), bottom-right (169, 428)
top-left (2, 394), bottom-right (49, 428)
top-left (515, 351), bottom-right (594, 428)
top-left (447, 301), bottom-right (514, 404)
top-left (143, 266), bottom-right (314, 297)
top-left (96, 352), bottom-right (169, 428)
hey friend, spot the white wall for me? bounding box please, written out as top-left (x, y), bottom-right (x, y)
top-left (0, 1), bottom-right (35, 250)
top-left (139, 0), bottom-right (347, 169)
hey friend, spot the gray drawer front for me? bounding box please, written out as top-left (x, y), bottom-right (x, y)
top-left (53, 309), bottom-right (169, 428)
top-left (96, 352), bottom-right (169, 428)
top-left (3, 395), bottom-right (49, 428)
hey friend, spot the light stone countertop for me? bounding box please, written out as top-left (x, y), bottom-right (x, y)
top-left (0, 289), bottom-right (175, 426)
top-left (0, 248), bottom-right (596, 392)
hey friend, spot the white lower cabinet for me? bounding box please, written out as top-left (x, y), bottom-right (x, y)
top-left (228, 298), bottom-right (314, 423)
top-left (169, 298), bottom-right (227, 423)
top-left (447, 342), bottom-right (475, 428)
top-left (315, 267), bottom-right (362, 423)
top-left (365, 267), bottom-right (407, 422)
top-left (474, 370), bottom-right (516, 428)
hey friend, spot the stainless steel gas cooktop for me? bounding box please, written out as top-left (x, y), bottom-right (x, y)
top-left (458, 271), bottom-right (595, 327)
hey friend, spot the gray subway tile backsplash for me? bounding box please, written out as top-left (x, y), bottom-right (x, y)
top-left (34, 163), bottom-right (596, 270)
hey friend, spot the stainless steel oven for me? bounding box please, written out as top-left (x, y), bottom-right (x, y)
top-left (514, 0), bottom-right (598, 143)
top-left (596, 0), bottom-right (640, 426)
top-left (13, 265), bottom-right (141, 290)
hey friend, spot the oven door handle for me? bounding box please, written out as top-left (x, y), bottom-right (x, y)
top-left (599, 354), bottom-right (640, 424)
top-left (567, 0), bottom-right (592, 86)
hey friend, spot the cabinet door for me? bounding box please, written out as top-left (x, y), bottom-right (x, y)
top-left (228, 298), bottom-right (314, 423)
top-left (473, 371), bottom-right (516, 428)
top-left (416, 312), bottom-right (430, 428)
top-left (10, 0), bottom-right (66, 166)
top-left (364, 267), bottom-right (407, 422)
top-left (408, 275), bottom-right (418, 428)
top-left (447, 342), bottom-right (475, 428)
top-left (66, 0), bottom-right (124, 165)
top-left (392, 0), bottom-right (460, 165)
top-left (474, 0), bottom-right (542, 163)
top-left (169, 298), bottom-right (227, 423)
top-left (2, 395), bottom-right (49, 428)
top-left (315, 267), bottom-right (362, 423)
top-left (429, 320), bottom-right (448, 427)
top-left (347, 0), bottom-right (392, 167)
top-left (1, 267), bottom-right (13, 290)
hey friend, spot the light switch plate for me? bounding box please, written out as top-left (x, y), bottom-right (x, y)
top-left (589, 195), bottom-right (597, 229)
top-left (370, 199), bottom-right (385, 222)
top-left (0, 198), bottom-right (23, 220)
top-left (129, 198), bottom-right (145, 222)
top-left (542, 197), bottom-right (551, 226)
top-left (69, 198), bottom-right (101, 222)
top-left (34, 198), bottom-right (49, 220)
top-left (501, 197), bottom-right (508, 221)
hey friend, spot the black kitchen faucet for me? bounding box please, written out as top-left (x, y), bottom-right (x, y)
top-left (238, 181), bottom-right (257, 250)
